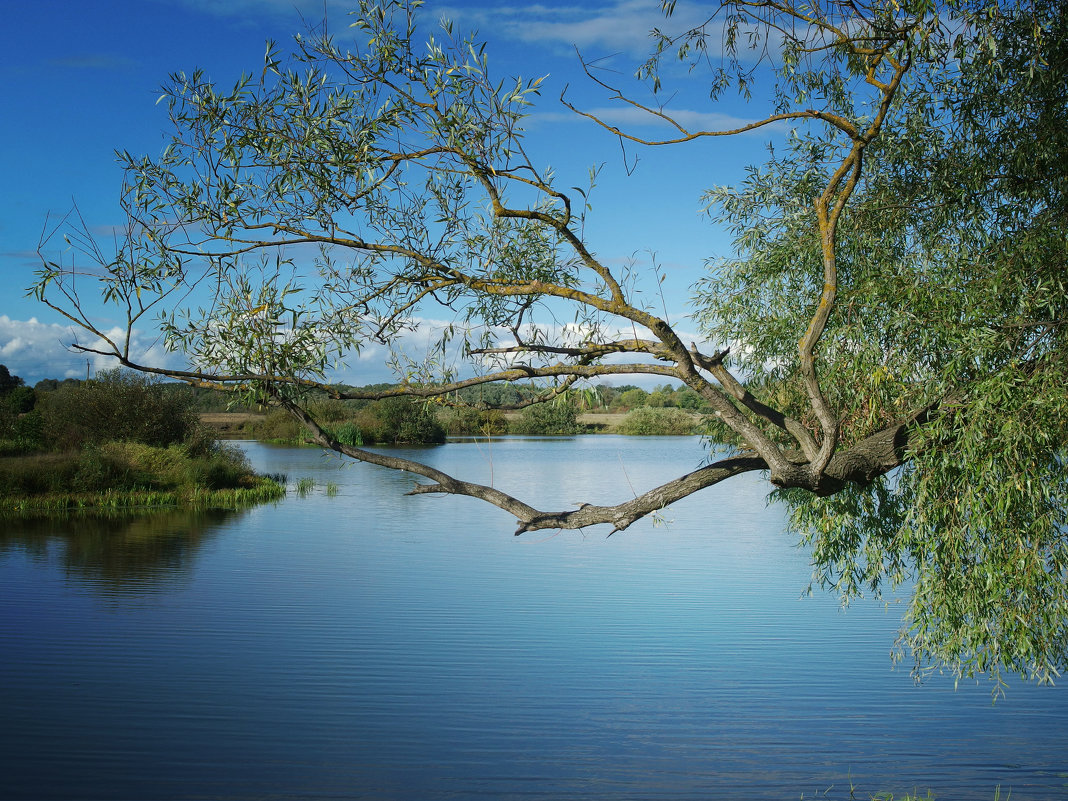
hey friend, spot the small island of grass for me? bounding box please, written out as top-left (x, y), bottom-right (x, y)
top-left (0, 366), bottom-right (284, 514)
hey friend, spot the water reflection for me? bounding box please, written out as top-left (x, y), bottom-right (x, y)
top-left (0, 509), bottom-right (241, 595)
top-left (1, 441), bottom-right (1066, 800)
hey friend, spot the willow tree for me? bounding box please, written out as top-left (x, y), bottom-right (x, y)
top-left (35, 0), bottom-right (1067, 684)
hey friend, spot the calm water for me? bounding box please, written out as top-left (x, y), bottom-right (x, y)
top-left (1, 437), bottom-right (1066, 800)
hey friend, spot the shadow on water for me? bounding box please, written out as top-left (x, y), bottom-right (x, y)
top-left (0, 508), bottom-right (246, 595)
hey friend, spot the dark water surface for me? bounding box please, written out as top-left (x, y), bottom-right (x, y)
top-left (1, 437), bottom-right (1066, 800)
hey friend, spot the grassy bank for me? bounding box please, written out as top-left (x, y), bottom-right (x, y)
top-left (0, 480), bottom-right (285, 514)
top-left (0, 368), bottom-right (288, 514)
top-left (0, 441), bottom-right (285, 514)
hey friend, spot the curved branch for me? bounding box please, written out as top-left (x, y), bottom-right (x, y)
top-left (504, 454), bottom-right (768, 533)
top-left (800, 54), bottom-right (911, 473)
top-left (695, 350), bottom-right (819, 460)
top-left (563, 50), bottom-right (862, 144)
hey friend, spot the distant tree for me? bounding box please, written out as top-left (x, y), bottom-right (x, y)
top-left (369, 397), bottom-right (446, 444)
top-left (617, 407), bottom-right (695, 436)
top-left (0, 367), bottom-right (38, 453)
top-left (590, 384), bottom-right (618, 409)
top-left (675, 389), bottom-right (705, 411)
top-left (646, 390), bottom-right (673, 408)
top-left (0, 365), bottom-right (24, 395)
top-left (4, 386), bottom-right (36, 415)
top-left (615, 388), bottom-right (649, 411)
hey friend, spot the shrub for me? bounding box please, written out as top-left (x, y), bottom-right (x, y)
top-left (616, 407), bottom-right (696, 436)
top-left (439, 406), bottom-right (508, 436)
top-left (243, 409), bottom-right (304, 442)
top-left (101, 441), bottom-right (188, 487)
top-left (512, 402), bottom-right (581, 435)
top-left (0, 409), bottom-right (44, 456)
top-left (73, 444), bottom-right (127, 492)
top-left (12, 410), bottom-right (44, 452)
top-left (331, 421), bottom-right (365, 447)
top-left (39, 369), bottom-right (201, 450)
top-left (0, 453), bottom-right (81, 495)
top-left (369, 397), bottom-right (446, 444)
top-left (185, 447), bottom-right (253, 490)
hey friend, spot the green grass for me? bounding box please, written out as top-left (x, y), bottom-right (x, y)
top-left (0, 477), bottom-right (285, 514)
top-left (0, 441), bottom-right (285, 513)
top-left (797, 783), bottom-right (1009, 800)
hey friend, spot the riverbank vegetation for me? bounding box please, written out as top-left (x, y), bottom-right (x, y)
top-left (235, 396), bottom-right (446, 445)
top-left (6, 368), bottom-right (708, 463)
top-left (192, 380), bottom-right (708, 440)
top-left (0, 367), bottom-right (283, 512)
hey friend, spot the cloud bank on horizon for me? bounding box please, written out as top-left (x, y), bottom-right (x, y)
top-left (0, 316), bottom-right (183, 385)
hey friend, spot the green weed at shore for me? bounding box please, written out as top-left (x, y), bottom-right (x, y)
top-left (0, 477), bottom-right (285, 514)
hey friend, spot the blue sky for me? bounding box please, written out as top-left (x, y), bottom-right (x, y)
top-left (0, 0), bottom-right (775, 386)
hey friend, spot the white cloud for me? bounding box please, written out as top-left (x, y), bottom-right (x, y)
top-left (327, 312), bottom-right (720, 387)
top-left (160, 0), bottom-right (706, 56)
top-left (1, 308), bottom-right (721, 392)
top-left (439, 0), bottom-right (713, 56)
top-left (0, 316), bottom-right (186, 385)
top-left (530, 104), bottom-right (784, 136)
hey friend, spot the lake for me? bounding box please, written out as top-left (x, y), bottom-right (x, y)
top-left (1, 437), bottom-right (1066, 800)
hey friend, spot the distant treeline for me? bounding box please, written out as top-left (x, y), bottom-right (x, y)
top-left (171, 379), bottom-right (712, 416)
top-left (6, 367), bottom-right (712, 449)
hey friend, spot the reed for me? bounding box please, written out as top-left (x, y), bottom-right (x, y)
top-left (0, 477), bottom-right (285, 514)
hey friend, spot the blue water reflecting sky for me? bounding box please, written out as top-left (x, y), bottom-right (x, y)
top-left (2, 438), bottom-right (1066, 800)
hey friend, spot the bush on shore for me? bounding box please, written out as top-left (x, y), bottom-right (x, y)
top-left (616, 407), bottom-right (697, 436)
top-left (438, 406), bottom-right (509, 436)
top-left (510, 401), bottom-right (582, 436)
top-left (243, 397), bottom-right (446, 445)
top-left (37, 369), bottom-right (205, 452)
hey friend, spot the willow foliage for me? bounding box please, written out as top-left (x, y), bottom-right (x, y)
top-left (697, 0), bottom-right (1068, 684)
